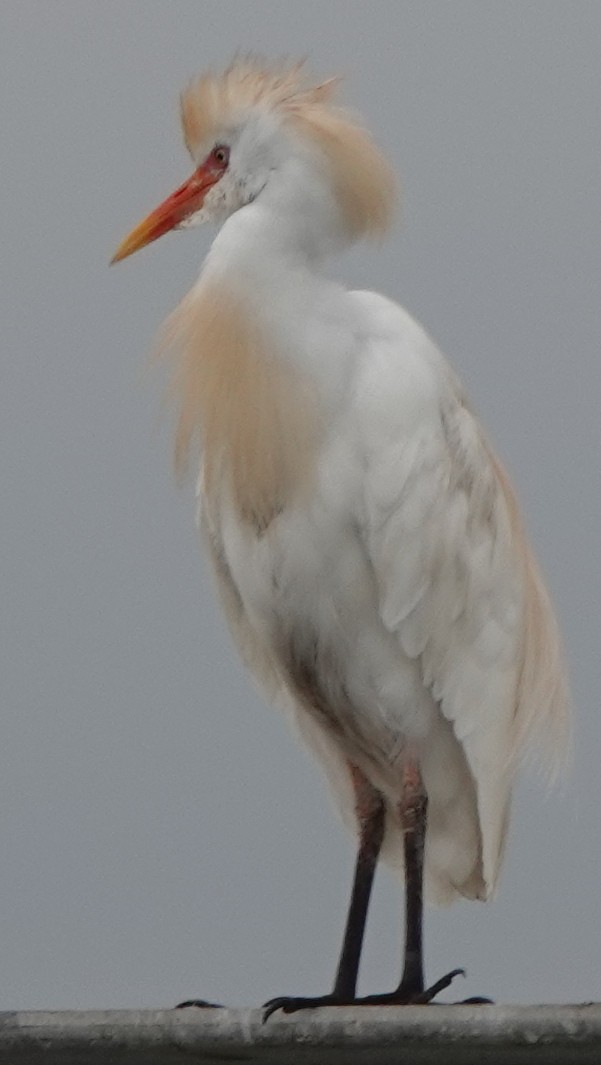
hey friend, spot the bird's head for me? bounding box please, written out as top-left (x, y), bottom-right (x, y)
top-left (112, 57), bottom-right (396, 263)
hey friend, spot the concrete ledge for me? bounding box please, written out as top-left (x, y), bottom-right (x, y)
top-left (0, 1005), bottom-right (600, 1064)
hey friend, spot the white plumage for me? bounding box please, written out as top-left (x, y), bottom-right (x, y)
top-left (113, 58), bottom-right (569, 1005)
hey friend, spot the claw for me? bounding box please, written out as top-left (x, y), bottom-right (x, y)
top-left (263, 994), bottom-right (340, 1022)
top-left (412, 967), bottom-right (465, 1004)
top-left (263, 999), bottom-right (283, 1023)
top-left (175, 998), bottom-right (223, 1009)
top-left (263, 997), bottom-right (293, 1022)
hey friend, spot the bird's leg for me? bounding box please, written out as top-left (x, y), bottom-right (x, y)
top-left (396, 759), bottom-right (433, 997)
top-left (265, 758), bottom-right (467, 1018)
top-left (332, 767), bottom-right (386, 999)
top-left (392, 760), bottom-right (428, 996)
top-left (357, 758), bottom-right (463, 1005)
top-left (263, 765), bottom-right (384, 1020)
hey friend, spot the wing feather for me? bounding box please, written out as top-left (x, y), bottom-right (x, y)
top-left (360, 320), bottom-right (570, 893)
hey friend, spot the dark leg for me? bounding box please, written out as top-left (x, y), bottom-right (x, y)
top-left (358, 759), bottom-right (462, 1005)
top-left (333, 768), bottom-right (386, 999)
top-left (265, 757), bottom-right (466, 1018)
top-left (392, 762), bottom-right (428, 996)
top-left (263, 766), bottom-right (385, 1020)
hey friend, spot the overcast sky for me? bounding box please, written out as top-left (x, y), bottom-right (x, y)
top-left (1, 1), bottom-right (600, 1011)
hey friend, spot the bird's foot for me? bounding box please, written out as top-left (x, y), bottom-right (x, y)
top-left (263, 993), bottom-right (349, 1022)
top-left (358, 967), bottom-right (465, 1005)
top-left (175, 998), bottom-right (223, 1009)
top-left (263, 968), bottom-right (484, 1020)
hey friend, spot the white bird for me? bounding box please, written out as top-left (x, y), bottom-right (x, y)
top-left (113, 58), bottom-right (570, 1013)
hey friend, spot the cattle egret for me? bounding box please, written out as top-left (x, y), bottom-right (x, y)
top-left (113, 59), bottom-right (570, 1014)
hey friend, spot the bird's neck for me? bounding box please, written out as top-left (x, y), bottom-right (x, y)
top-left (205, 194), bottom-right (344, 289)
top-left (201, 200), bottom-right (353, 394)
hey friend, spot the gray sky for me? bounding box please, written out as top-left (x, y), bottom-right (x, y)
top-left (1, 1), bottom-right (599, 1010)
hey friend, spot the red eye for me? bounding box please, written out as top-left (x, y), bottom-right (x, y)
top-left (212, 145), bottom-right (230, 167)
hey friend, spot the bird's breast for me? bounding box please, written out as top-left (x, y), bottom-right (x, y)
top-left (166, 279), bottom-right (327, 532)
top-left (205, 441), bottom-right (436, 768)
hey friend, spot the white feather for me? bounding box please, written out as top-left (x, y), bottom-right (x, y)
top-left (147, 80), bottom-right (571, 907)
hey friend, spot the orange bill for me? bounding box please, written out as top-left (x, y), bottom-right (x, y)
top-left (111, 161), bottom-right (223, 263)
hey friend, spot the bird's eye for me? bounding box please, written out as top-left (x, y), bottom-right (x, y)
top-left (212, 145), bottom-right (230, 167)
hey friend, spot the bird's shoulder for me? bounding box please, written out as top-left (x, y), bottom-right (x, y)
top-left (346, 289), bottom-right (465, 448)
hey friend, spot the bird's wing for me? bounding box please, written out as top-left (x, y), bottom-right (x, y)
top-left (354, 294), bottom-right (569, 893)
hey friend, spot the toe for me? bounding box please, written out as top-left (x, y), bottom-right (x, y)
top-left (176, 998), bottom-right (223, 1009)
